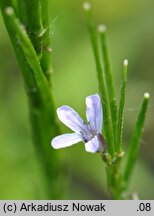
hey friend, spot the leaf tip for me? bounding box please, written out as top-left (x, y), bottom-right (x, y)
top-left (83, 2), bottom-right (91, 11)
top-left (5, 7), bottom-right (14, 16)
top-left (144, 92), bottom-right (150, 99)
top-left (97, 24), bottom-right (107, 33)
top-left (123, 59), bottom-right (128, 66)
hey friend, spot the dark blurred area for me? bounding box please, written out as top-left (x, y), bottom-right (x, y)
top-left (0, 0), bottom-right (154, 199)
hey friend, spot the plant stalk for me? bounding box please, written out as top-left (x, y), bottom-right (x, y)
top-left (0, 0), bottom-right (60, 198)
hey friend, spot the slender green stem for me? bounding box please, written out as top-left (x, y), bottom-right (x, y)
top-left (17, 0), bottom-right (43, 55)
top-left (4, 7), bottom-right (50, 104)
top-left (0, 0), bottom-right (36, 92)
top-left (106, 161), bottom-right (123, 199)
top-left (39, 0), bottom-right (52, 84)
top-left (83, 2), bottom-right (114, 156)
top-left (116, 60), bottom-right (128, 152)
top-left (102, 59), bottom-right (127, 199)
top-left (1, 2), bottom-right (60, 198)
top-left (98, 24), bottom-right (117, 148)
top-left (11, 0), bottom-right (18, 14)
top-left (123, 93), bottom-right (150, 183)
top-left (17, 0), bottom-right (52, 84)
top-left (16, 0), bottom-right (28, 24)
top-left (29, 104), bottom-right (60, 199)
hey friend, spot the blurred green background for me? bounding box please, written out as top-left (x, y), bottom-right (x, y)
top-left (0, 0), bottom-right (154, 199)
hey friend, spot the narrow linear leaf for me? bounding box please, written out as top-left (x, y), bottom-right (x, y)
top-left (98, 24), bottom-right (117, 147)
top-left (4, 7), bottom-right (52, 106)
top-left (17, 0), bottom-right (43, 55)
top-left (17, 0), bottom-right (52, 83)
top-left (11, 0), bottom-right (18, 14)
top-left (83, 2), bottom-right (114, 155)
top-left (0, 0), bottom-right (36, 93)
top-left (124, 93), bottom-right (150, 182)
top-left (116, 59), bottom-right (128, 152)
top-left (16, 0), bottom-right (28, 24)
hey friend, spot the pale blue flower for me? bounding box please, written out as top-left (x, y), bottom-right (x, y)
top-left (51, 94), bottom-right (106, 153)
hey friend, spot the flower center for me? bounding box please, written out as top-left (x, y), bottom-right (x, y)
top-left (80, 124), bottom-right (96, 143)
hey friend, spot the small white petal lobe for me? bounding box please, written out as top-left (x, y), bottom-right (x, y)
top-left (57, 105), bottom-right (86, 133)
top-left (85, 135), bottom-right (100, 153)
top-left (86, 94), bottom-right (103, 132)
top-left (51, 133), bottom-right (82, 149)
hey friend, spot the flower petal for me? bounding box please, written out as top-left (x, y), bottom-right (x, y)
top-left (51, 133), bottom-right (83, 149)
top-left (57, 105), bottom-right (86, 133)
top-left (85, 135), bottom-right (104, 153)
top-left (86, 94), bottom-right (103, 132)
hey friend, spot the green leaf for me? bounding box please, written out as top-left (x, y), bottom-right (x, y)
top-left (0, 0), bottom-right (36, 93)
top-left (17, 0), bottom-right (52, 83)
top-left (98, 24), bottom-right (117, 148)
top-left (116, 59), bottom-right (128, 152)
top-left (123, 93), bottom-right (150, 183)
top-left (17, 0), bottom-right (43, 54)
top-left (4, 7), bottom-right (51, 104)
